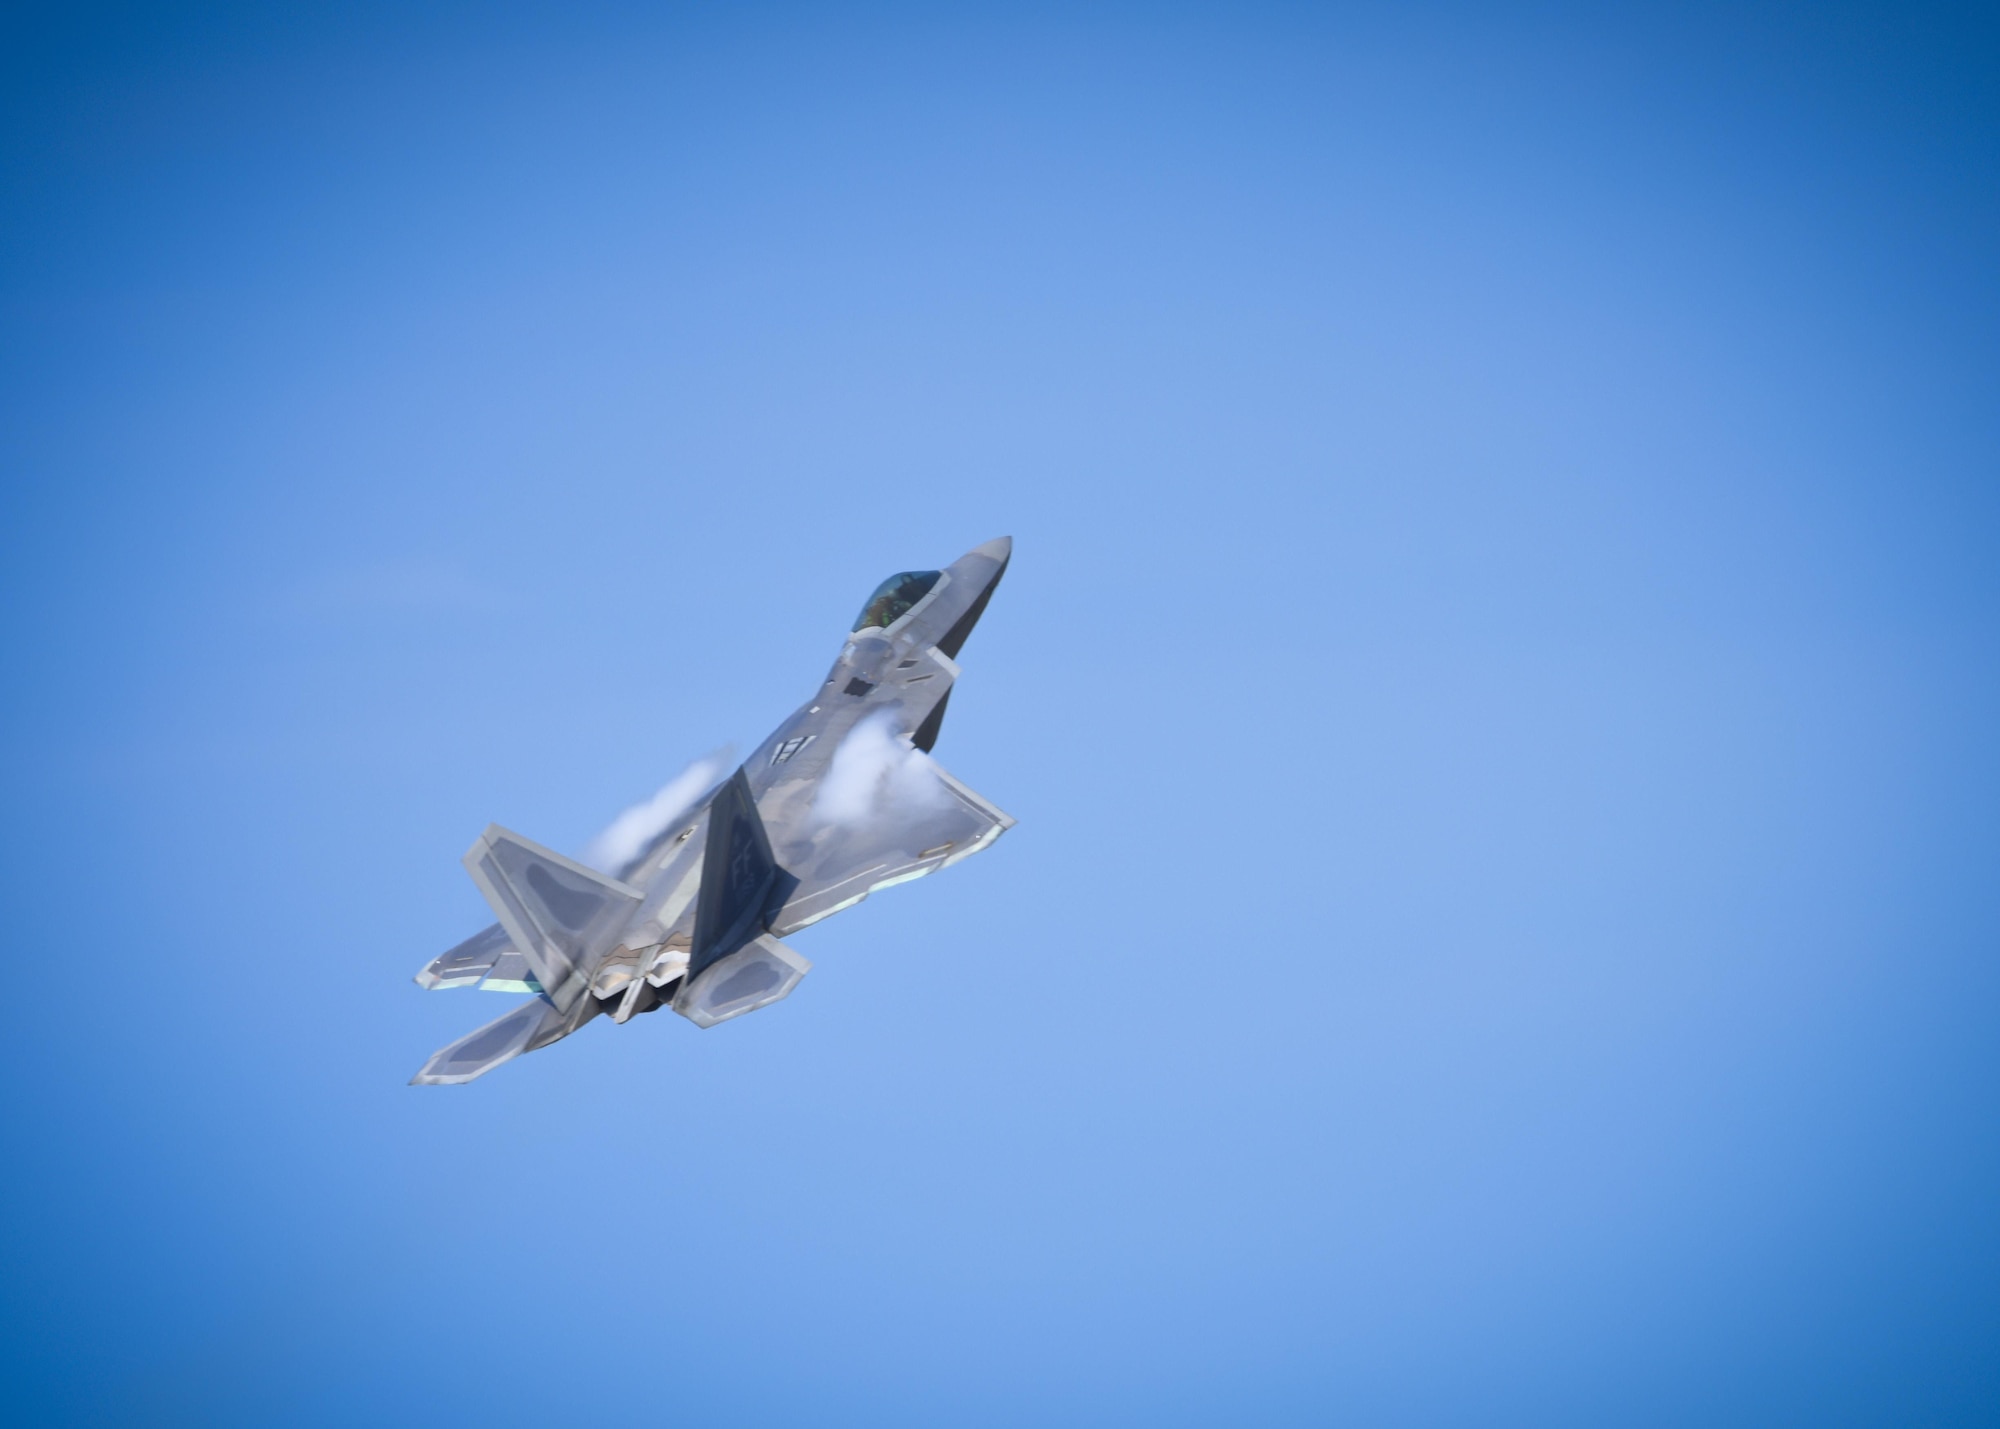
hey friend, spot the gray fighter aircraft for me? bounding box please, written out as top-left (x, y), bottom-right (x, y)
top-left (409, 537), bottom-right (1014, 1084)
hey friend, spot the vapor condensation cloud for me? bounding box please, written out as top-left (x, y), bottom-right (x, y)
top-left (585, 747), bottom-right (734, 874)
top-left (812, 710), bottom-right (950, 827)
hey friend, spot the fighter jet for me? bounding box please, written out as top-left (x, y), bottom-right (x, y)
top-left (409, 537), bottom-right (1015, 1084)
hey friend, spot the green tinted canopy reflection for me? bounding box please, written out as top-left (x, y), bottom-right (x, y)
top-left (853, 570), bottom-right (941, 631)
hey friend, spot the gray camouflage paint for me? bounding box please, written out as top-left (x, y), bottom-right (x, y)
top-left (410, 537), bottom-right (1015, 1084)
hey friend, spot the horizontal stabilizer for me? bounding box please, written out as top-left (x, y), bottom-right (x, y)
top-left (410, 996), bottom-right (587, 1085)
top-left (674, 934), bottom-right (811, 1029)
top-left (463, 826), bottom-right (644, 1013)
top-left (771, 762), bottom-right (1014, 934)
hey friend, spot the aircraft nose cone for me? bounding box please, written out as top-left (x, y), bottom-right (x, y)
top-left (970, 535), bottom-right (1012, 562)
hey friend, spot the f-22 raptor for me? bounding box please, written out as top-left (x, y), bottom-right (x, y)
top-left (410, 538), bottom-right (1014, 1084)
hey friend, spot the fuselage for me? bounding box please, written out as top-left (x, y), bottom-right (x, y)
top-left (409, 537), bottom-right (1015, 1080)
top-left (586, 537), bottom-right (1012, 1016)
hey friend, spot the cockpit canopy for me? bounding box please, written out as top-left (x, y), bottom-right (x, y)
top-left (852, 570), bottom-right (941, 632)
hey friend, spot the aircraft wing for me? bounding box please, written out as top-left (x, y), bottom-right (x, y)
top-left (413, 922), bottom-right (546, 994)
top-left (769, 763), bottom-right (1012, 935)
top-left (414, 922), bottom-right (511, 989)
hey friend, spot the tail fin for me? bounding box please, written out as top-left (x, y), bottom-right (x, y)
top-left (672, 767), bottom-right (805, 1027)
top-left (462, 825), bottom-right (644, 1013)
top-left (684, 768), bottom-right (795, 983)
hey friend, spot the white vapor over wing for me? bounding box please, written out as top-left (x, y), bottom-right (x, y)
top-left (813, 710), bottom-right (951, 827)
top-left (586, 747), bottom-right (735, 874)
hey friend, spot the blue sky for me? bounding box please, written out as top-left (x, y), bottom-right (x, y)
top-left (2, 3), bottom-right (1996, 1424)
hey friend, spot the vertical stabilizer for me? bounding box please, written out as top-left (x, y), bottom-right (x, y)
top-left (684, 768), bottom-right (792, 984)
top-left (673, 767), bottom-right (803, 1026)
top-left (463, 826), bottom-right (644, 1013)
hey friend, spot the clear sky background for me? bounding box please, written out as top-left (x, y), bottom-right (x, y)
top-left (3, 2), bottom-right (1996, 1425)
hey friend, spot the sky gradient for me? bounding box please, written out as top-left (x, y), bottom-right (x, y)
top-left (2, 3), bottom-right (1997, 1425)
